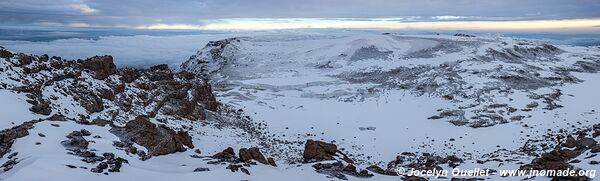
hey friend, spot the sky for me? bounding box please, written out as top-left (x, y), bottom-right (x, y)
top-left (0, 0), bottom-right (599, 32)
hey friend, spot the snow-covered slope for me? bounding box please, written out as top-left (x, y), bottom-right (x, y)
top-left (182, 32), bottom-right (600, 179)
top-left (1, 32), bottom-right (600, 181)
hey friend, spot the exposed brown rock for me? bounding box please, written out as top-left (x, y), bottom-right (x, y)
top-left (213, 147), bottom-right (236, 160)
top-left (312, 161), bottom-right (373, 179)
top-left (521, 135), bottom-right (598, 180)
top-left (591, 145), bottom-right (600, 153)
top-left (148, 64), bottom-right (173, 81)
top-left (194, 82), bottom-right (218, 112)
top-left (80, 55), bottom-right (117, 80)
top-left (118, 116), bottom-right (194, 156)
top-left (17, 54), bottom-right (33, 65)
top-left (47, 113), bottom-right (66, 121)
top-left (119, 68), bottom-right (140, 83)
top-left (0, 120), bottom-right (43, 157)
top-left (91, 119), bottom-right (112, 127)
top-left (304, 139), bottom-right (337, 163)
top-left (366, 165), bottom-right (395, 175)
top-left (29, 100), bottom-right (51, 115)
top-left (303, 139), bottom-right (353, 163)
top-left (0, 49), bottom-right (13, 58)
top-left (238, 147), bottom-right (268, 165)
top-left (267, 157), bottom-right (277, 167)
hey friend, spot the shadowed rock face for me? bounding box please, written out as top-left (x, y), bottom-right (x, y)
top-left (118, 116), bottom-right (194, 156)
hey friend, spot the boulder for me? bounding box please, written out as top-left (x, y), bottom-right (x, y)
top-left (119, 116), bottom-right (194, 156)
top-left (30, 100), bottom-right (51, 115)
top-left (238, 147), bottom-right (268, 165)
top-left (303, 139), bottom-right (353, 163)
top-left (61, 135), bottom-right (89, 150)
top-left (213, 147), bottom-right (236, 160)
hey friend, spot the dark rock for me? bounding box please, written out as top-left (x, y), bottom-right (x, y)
top-left (226, 164), bottom-right (242, 172)
top-left (366, 165), bottom-right (390, 175)
top-left (240, 167), bottom-right (250, 175)
top-left (97, 162), bottom-right (108, 169)
top-left (0, 120), bottom-right (41, 157)
top-left (83, 96), bottom-right (104, 113)
top-left (47, 114), bottom-right (65, 121)
top-left (103, 152), bottom-right (115, 160)
top-left (213, 147), bottom-right (236, 160)
top-left (66, 130), bottom-right (91, 138)
top-left (6, 152), bottom-right (17, 159)
top-left (116, 116), bottom-right (194, 156)
top-left (194, 167), bottom-right (210, 172)
top-left (18, 54), bottom-right (33, 65)
top-left (148, 64), bottom-right (173, 81)
top-left (119, 68), bottom-right (140, 83)
top-left (312, 161), bottom-right (372, 179)
top-left (90, 168), bottom-right (103, 173)
top-left (108, 157), bottom-right (127, 172)
top-left (91, 119), bottom-right (111, 127)
top-left (591, 145), bottom-right (600, 153)
top-left (267, 157), bottom-right (277, 167)
top-left (239, 147), bottom-right (268, 164)
top-left (61, 136), bottom-right (89, 151)
top-left (30, 100), bottom-right (51, 115)
top-left (343, 164), bottom-right (356, 173)
top-left (0, 49), bottom-right (13, 58)
top-left (303, 139), bottom-right (349, 163)
top-left (80, 55), bottom-right (117, 80)
top-left (150, 64), bottom-right (169, 71)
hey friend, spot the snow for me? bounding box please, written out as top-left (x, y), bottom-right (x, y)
top-left (0, 90), bottom-right (44, 129)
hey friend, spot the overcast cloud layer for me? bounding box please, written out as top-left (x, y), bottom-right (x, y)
top-left (1, 0), bottom-right (599, 28)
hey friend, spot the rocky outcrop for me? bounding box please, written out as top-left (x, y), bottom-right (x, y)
top-left (1, 47), bottom-right (220, 126)
top-left (119, 68), bottom-right (141, 83)
top-left (114, 116), bottom-right (194, 156)
top-left (29, 100), bottom-right (51, 115)
top-left (0, 120), bottom-right (43, 158)
top-left (212, 147), bottom-right (236, 161)
top-left (303, 139), bottom-right (353, 163)
top-left (0, 48), bottom-right (13, 58)
top-left (239, 147), bottom-right (268, 164)
top-left (80, 55), bottom-right (117, 80)
top-left (181, 38), bottom-right (241, 76)
top-left (61, 131), bottom-right (90, 151)
top-left (520, 127), bottom-right (600, 180)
